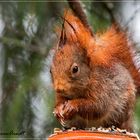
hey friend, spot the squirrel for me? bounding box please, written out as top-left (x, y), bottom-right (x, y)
top-left (50, 2), bottom-right (140, 132)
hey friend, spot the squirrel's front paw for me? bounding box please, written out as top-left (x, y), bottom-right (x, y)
top-left (62, 100), bottom-right (78, 119)
top-left (54, 103), bottom-right (65, 119)
top-left (54, 101), bottom-right (78, 120)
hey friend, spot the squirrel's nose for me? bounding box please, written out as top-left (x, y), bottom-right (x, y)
top-left (54, 81), bottom-right (66, 93)
top-left (54, 79), bottom-right (70, 93)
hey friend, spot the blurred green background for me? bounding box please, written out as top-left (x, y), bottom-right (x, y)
top-left (0, 0), bottom-right (139, 139)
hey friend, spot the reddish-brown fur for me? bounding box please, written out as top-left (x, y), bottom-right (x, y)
top-left (51, 10), bottom-right (140, 132)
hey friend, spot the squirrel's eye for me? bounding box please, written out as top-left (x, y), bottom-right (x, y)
top-left (71, 63), bottom-right (80, 75)
top-left (72, 66), bottom-right (78, 73)
top-left (50, 69), bottom-right (52, 74)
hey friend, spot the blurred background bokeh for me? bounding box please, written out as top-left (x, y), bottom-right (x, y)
top-left (0, 0), bottom-right (139, 139)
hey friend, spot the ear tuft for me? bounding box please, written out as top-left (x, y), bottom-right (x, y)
top-left (58, 9), bottom-right (94, 49)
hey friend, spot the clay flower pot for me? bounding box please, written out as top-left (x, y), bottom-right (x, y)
top-left (48, 130), bottom-right (138, 140)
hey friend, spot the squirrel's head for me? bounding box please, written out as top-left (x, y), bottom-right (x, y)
top-left (51, 10), bottom-right (94, 99)
top-left (50, 9), bottom-right (137, 99)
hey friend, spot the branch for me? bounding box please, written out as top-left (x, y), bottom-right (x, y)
top-left (0, 36), bottom-right (49, 56)
top-left (102, 2), bottom-right (116, 23)
top-left (0, 36), bottom-right (25, 48)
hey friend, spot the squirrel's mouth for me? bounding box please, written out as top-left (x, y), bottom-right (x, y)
top-left (56, 90), bottom-right (77, 100)
top-left (62, 92), bottom-right (75, 100)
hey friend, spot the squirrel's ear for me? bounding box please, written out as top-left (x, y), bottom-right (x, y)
top-left (58, 10), bottom-right (94, 49)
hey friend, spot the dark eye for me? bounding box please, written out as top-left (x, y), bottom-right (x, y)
top-left (71, 63), bottom-right (80, 75)
top-left (50, 69), bottom-right (52, 74)
top-left (72, 66), bottom-right (78, 73)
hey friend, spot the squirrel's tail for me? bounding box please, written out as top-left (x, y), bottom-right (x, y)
top-left (96, 26), bottom-right (140, 96)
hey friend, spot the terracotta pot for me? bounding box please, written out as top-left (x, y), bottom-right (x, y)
top-left (48, 130), bottom-right (138, 140)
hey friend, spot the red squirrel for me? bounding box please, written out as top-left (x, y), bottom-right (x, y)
top-left (50, 4), bottom-right (140, 132)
